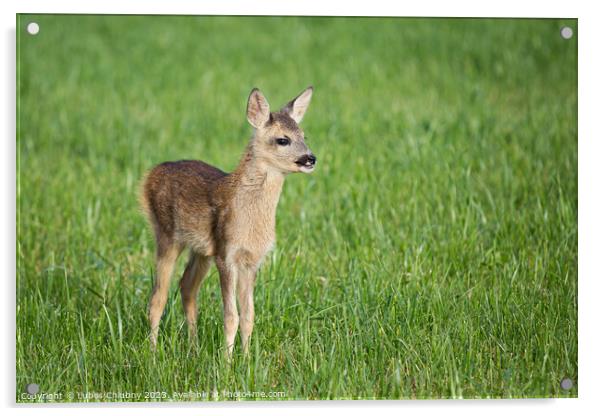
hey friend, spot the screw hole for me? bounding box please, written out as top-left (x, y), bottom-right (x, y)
top-left (560, 26), bottom-right (573, 40)
top-left (26, 383), bottom-right (40, 395)
top-left (560, 378), bottom-right (573, 390)
top-left (27, 22), bottom-right (40, 35)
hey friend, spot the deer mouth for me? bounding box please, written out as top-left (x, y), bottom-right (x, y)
top-left (296, 161), bottom-right (315, 173)
top-left (295, 154), bottom-right (316, 173)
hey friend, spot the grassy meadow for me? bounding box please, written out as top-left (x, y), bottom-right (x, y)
top-left (16, 15), bottom-right (577, 401)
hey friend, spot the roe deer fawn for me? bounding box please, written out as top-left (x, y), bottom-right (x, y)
top-left (140, 86), bottom-right (316, 356)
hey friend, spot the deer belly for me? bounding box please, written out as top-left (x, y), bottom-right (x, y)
top-left (177, 229), bottom-right (217, 256)
top-left (175, 216), bottom-right (217, 255)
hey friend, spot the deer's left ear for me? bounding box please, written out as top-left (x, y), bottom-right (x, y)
top-left (282, 86), bottom-right (313, 123)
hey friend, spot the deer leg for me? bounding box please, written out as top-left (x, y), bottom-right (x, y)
top-left (148, 242), bottom-right (181, 350)
top-left (216, 256), bottom-right (239, 359)
top-left (179, 253), bottom-right (212, 342)
top-left (237, 268), bottom-right (256, 355)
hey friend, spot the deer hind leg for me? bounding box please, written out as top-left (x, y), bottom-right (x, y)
top-left (179, 253), bottom-right (212, 341)
top-left (148, 240), bottom-right (181, 350)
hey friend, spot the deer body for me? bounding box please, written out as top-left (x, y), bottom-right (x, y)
top-left (140, 87), bottom-right (315, 355)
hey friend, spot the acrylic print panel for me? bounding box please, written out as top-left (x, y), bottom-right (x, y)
top-left (16, 14), bottom-right (577, 402)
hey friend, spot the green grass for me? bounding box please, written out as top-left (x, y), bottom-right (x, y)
top-left (16, 15), bottom-right (577, 401)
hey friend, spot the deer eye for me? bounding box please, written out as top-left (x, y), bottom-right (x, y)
top-left (275, 137), bottom-right (291, 146)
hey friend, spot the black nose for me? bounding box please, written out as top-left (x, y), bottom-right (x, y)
top-left (307, 154), bottom-right (316, 165)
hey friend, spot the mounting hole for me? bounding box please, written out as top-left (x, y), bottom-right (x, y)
top-left (27, 22), bottom-right (40, 35)
top-left (560, 26), bottom-right (573, 40)
top-left (26, 383), bottom-right (40, 395)
top-left (560, 377), bottom-right (573, 390)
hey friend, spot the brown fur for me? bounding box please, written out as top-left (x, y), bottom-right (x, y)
top-left (141, 87), bottom-right (316, 355)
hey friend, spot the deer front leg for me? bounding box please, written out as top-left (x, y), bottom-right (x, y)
top-left (215, 256), bottom-right (239, 359)
top-left (237, 268), bottom-right (256, 355)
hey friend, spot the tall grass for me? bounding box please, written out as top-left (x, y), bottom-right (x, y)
top-left (16, 15), bottom-right (577, 401)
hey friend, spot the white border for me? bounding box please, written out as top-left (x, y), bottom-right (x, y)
top-left (2, 1), bottom-right (600, 415)
top-left (1, 0), bottom-right (584, 17)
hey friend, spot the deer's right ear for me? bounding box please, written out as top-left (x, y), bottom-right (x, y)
top-left (246, 88), bottom-right (270, 128)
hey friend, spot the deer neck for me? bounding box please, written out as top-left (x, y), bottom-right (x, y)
top-left (233, 147), bottom-right (285, 212)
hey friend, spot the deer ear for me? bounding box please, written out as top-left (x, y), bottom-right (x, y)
top-left (282, 86), bottom-right (313, 123)
top-left (246, 88), bottom-right (270, 128)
